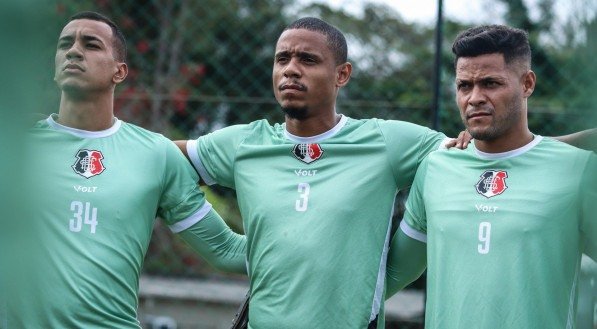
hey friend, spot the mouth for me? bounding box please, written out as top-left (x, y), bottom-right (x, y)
top-left (466, 110), bottom-right (492, 120)
top-left (279, 82), bottom-right (306, 92)
top-left (63, 63), bottom-right (84, 72)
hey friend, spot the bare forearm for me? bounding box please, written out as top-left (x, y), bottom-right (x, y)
top-left (553, 128), bottom-right (597, 152)
top-left (174, 140), bottom-right (190, 157)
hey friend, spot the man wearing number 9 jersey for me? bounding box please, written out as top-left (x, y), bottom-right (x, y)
top-left (11, 11), bottom-right (247, 328)
top-left (386, 25), bottom-right (597, 329)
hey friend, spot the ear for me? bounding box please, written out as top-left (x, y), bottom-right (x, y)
top-left (336, 62), bottom-right (352, 88)
top-left (521, 70), bottom-right (536, 98)
top-left (113, 62), bottom-right (128, 84)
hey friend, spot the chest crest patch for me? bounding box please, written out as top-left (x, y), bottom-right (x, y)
top-left (292, 144), bottom-right (324, 164)
top-left (72, 149), bottom-right (106, 178)
top-left (475, 170), bottom-right (508, 198)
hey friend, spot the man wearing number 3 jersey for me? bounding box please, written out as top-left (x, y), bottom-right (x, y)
top-left (176, 17), bottom-right (456, 329)
top-left (385, 25), bottom-right (597, 329)
top-left (11, 12), bottom-right (247, 328)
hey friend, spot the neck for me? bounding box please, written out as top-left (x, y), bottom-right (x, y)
top-left (57, 91), bottom-right (115, 131)
top-left (285, 111), bottom-right (341, 137)
top-left (474, 129), bottom-right (534, 153)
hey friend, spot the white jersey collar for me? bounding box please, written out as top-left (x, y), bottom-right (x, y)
top-left (284, 114), bottom-right (348, 143)
top-left (474, 135), bottom-right (543, 160)
top-left (47, 113), bottom-right (121, 138)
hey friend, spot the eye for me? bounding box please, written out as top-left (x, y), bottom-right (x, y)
top-left (303, 57), bottom-right (317, 64)
top-left (456, 82), bottom-right (471, 91)
top-left (57, 42), bottom-right (71, 49)
top-left (299, 54), bottom-right (318, 65)
top-left (86, 43), bottom-right (101, 49)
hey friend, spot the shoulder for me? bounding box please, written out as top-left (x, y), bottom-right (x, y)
top-left (119, 122), bottom-right (175, 151)
top-left (372, 118), bottom-right (429, 130)
top-left (30, 118), bottom-right (49, 131)
top-left (339, 117), bottom-right (437, 137)
top-left (211, 119), bottom-right (273, 134)
top-left (201, 119), bottom-right (279, 144)
top-left (538, 136), bottom-right (594, 162)
top-left (121, 122), bottom-right (167, 140)
top-left (372, 118), bottom-right (445, 140)
top-left (419, 146), bottom-right (463, 166)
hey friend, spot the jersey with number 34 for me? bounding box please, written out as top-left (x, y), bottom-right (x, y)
top-left (19, 115), bottom-right (206, 328)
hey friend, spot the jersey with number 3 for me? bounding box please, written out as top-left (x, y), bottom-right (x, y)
top-left (16, 115), bottom-right (211, 328)
top-left (402, 136), bottom-right (597, 329)
top-left (187, 115), bottom-right (446, 328)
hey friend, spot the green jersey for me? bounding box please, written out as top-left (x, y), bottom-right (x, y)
top-left (187, 115), bottom-right (446, 328)
top-left (403, 136), bottom-right (597, 329)
top-left (11, 115), bottom-right (245, 328)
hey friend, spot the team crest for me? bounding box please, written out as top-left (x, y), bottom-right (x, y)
top-left (475, 170), bottom-right (508, 198)
top-left (292, 144), bottom-right (324, 164)
top-left (72, 149), bottom-right (106, 178)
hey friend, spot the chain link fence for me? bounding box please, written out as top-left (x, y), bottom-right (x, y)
top-left (35, 0), bottom-right (596, 327)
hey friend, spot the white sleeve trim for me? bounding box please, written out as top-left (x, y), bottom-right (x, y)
top-left (169, 201), bottom-right (213, 233)
top-left (400, 220), bottom-right (427, 243)
top-left (186, 140), bottom-right (216, 185)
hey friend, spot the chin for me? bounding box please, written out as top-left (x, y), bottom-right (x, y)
top-left (281, 106), bottom-right (308, 120)
top-left (60, 83), bottom-right (85, 93)
top-left (469, 128), bottom-right (499, 141)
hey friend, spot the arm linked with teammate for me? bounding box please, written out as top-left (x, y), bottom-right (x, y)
top-left (553, 128), bottom-right (597, 153)
top-left (177, 209), bottom-right (247, 274)
top-left (175, 140), bottom-right (189, 157)
top-left (448, 128), bottom-right (597, 152)
top-left (168, 139), bottom-right (247, 274)
top-left (385, 227), bottom-right (427, 298)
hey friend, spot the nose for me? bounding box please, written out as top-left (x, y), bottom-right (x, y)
top-left (468, 85), bottom-right (486, 107)
top-left (283, 58), bottom-right (301, 78)
top-left (65, 43), bottom-right (83, 60)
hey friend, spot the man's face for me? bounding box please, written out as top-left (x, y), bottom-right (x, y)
top-left (54, 19), bottom-right (122, 95)
top-left (272, 29), bottom-right (341, 119)
top-left (455, 53), bottom-right (533, 141)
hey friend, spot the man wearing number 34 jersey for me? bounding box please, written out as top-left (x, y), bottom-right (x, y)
top-left (11, 12), bottom-right (246, 328)
top-left (385, 25), bottom-right (597, 329)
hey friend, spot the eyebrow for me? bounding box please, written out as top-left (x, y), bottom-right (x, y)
top-left (456, 76), bottom-right (504, 83)
top-left (274, 50), bottom-right (320, 60)
top-left (58, 34), bottom-right (106, 45)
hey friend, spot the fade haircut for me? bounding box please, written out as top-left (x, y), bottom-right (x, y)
top-left (452, 25), bottom-right (531, 70)
top-left (284, 17), bottom-right (347, 65)
top-left (68, 11), bottom-right (127, 62)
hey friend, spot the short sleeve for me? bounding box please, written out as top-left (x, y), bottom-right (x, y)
top-left (402, 157), bottom-right (430, 241)
top-left (378, 120), bottom-right (446, 189)
top-left (188, 124), bottom-right (253, 189)
top-left (157, 139), bottom-right (208, 227)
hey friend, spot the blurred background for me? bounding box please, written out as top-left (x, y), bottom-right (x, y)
top-left (22, 0), bottom-right (597, 328)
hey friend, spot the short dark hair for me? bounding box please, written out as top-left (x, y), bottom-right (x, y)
top-left (68, 11), bottom-right (127, 62)
top-left (452, 25), bottom-right (531, 69)
top-left (284, 17), bottom-right (347, 65)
